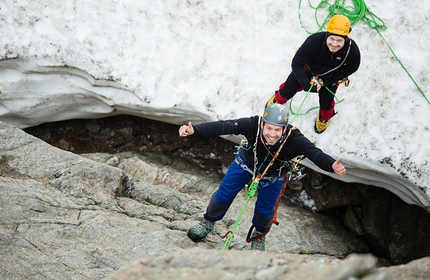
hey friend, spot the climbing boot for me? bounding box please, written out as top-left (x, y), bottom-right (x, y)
top-left (265, 90), bottom-right (289, 108)
top-left (265, 93), bottom-right (278, 108)
top-left (314, 115), bottom-right (330, 134)
top-left (250, 229), bottom-right (266, 251)
top-left (187, 218), bottom-right (215, 242)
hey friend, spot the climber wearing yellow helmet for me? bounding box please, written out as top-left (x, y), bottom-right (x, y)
top-left (266, 14), bottom-right (361, 133)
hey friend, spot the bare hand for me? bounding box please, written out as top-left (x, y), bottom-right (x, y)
top-left (311, 77), bottom-right (324, 92)
top-left (332, 158), bottom-right (346, 178)
top-left (178, 122), bottom-right (194, 137)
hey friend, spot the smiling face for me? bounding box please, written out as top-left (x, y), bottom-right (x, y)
top-left (261, 122), bottom-right (285, 145)
top-left (326, 34), bottom-right (345, 53)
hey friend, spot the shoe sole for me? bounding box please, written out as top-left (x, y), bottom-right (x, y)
top-left (187, 229), bottom-right (206, 242)
top-left (314, 123), bottom-right (326, 134)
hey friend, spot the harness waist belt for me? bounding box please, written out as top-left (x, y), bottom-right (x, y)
top-left (234, 157), bottom-right (285, 181)
top-left (234, 157), bottom-right (254, 175)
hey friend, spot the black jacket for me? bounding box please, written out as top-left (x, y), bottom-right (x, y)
top-left (292, 32), bottom-right (361, 88)
top-left (193, 116), bottom-right (336, 177)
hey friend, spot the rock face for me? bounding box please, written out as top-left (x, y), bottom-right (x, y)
top-left (0, 119), bottom-right (365, 279)
top-left (107, 249), bottom-right (376, 280)
top-left (107, 249), bottom-right (430, 280)
top-left (1, 117), bottom-right (430, 279)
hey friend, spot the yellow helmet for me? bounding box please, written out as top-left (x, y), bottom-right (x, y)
top-left (326, 14), bottom-right (351, 36)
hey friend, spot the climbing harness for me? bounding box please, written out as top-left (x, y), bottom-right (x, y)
top-left (220, 125), bottom-right (296, 250)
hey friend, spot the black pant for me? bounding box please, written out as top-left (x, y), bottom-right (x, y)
top-left (279, 71), bottom-right (338, 119)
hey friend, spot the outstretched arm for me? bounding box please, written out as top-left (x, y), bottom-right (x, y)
top-left (178, 122), bottom-right (194, 137)
top-left (332, 158), bottom-right (346, 178)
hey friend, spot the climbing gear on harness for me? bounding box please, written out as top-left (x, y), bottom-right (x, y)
top-left (290, 155), bottom-right (306, 181)
top-left (234, 137), bottom-right (249, 156)
top-left (326, 14), bottom-right (351, 36)
top-left (339, 77), bottom-right (350, 87)
top-left (220, 126), bottom-right (296, 250)
top-left (310, 75), bottom-right (323, 87)
top-left (262, 104), bottom-right (289, 127)
top-left (315, 115), bottom-right (330, 134)
top-left (187, 218), bottom-right (215, 242)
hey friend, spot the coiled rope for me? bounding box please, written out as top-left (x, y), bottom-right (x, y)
top-left (291, 0), bottom-right (429, 121)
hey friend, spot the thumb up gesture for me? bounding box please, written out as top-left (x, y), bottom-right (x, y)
top-left (178, 122), bottom-right (194, 137)
top-left (332, 158), bottom-right (346, 178)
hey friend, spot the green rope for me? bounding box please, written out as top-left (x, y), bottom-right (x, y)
top-left (290, 86), bottom-right (312, 124)
top-left (299, 0), bottom-right (383, 33)
top-left (289, 85), bottom-right (345, 124)
top-left (222, 181), bottom-right (258, 250)
top-left (297, 0), bottom-right (429, 105)
top-left (373, 28), bottom-right (430, 105)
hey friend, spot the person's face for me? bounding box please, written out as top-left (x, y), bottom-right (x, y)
top-left (326, 35), bottom-right (345, 53)
top-left (261, 122), bottom-right (285, 145)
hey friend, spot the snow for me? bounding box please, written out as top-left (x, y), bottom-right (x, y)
top-left (0, 0), bottom-right (429, 210)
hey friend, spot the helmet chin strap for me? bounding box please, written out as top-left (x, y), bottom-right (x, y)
top-left (259, 133), bottom-right (269, 146)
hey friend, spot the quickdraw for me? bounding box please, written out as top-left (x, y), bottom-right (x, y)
top-left (290, 155), bottom-right (306, 181)
top-left (339, 76), bottom-right (350, 87)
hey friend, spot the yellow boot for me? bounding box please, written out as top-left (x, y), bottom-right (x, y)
top-left (314, 115), bottom-right (330, 134)
top-left (265, 93), bottom-right (278, 108)
top-left (265, 90), bottom-right (289, 108)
